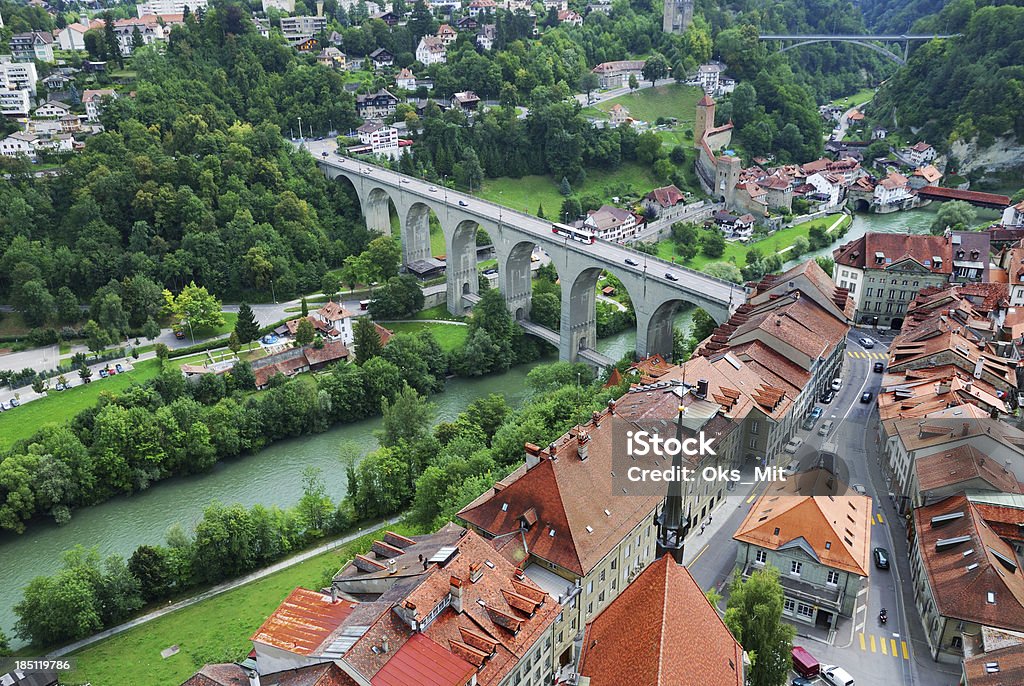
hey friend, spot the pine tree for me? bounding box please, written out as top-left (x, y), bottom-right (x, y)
top-left (536, 203), bottom-right (546, 219)
top-left (300, 297), bottom-right (309, 317)
top-left (353, 316), bottom-right (382, 364)
top-left (559, 176), bottom-right (572, 196)
top-left (234, 303), bottom-right (260, 349)
top-left (228, 331), bottom-right (241, 354)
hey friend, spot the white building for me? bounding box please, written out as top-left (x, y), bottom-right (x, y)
top-left (467, 0), bottom-right (498, 16)
top-left (261, 0), bottom-right (295, 11)
top-left (415, 35), bottom-right (446, 66)
top-left (1002, 200), bottom-right (1024, 227)
top-left (279, 15), bottom-right (327, 39)
top-left (0, 131), bottom-right (36, 157)
top-left (476, 24), bottom-right (496, 51)
top-left (0, 58), bottom-right (37, 95)
top-left (394, 67), bottom-right (416, 91)
top-left (582, 205), bottom-right (641, 242)
top-left (56, 22), bottom-right (90, 51)
top-left (357, 121), bottom-right (400, 157)
top-left (82, 89), bottom-right (117, 121)
top-left (10, 32), bottom-right (54, 63)
top-left (905, 141), bottom-right (936, 167)
top-left (874, 172), bottom-right (913, 206)
top-left (0, 87), bottom-right (31, 117)
top-left (608, 103), bottom-right (629, 126)
top-left (805, 172), bottom-right (842, 208)
top-left (110, 18), bottom-right (169, 56)
top-left (34, 101), bottom-right (70, 118)
top-left (136, 0), bottom-right (207, 17)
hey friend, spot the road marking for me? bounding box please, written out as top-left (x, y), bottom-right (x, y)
top-left (859, 633), bottom-right (866, 650)
top-left (902, 641), bottom-right (909, 659)
top-left (891, 638), bottom-right (898, 656)
top-left (881, 637), bottom-right (888, 655)
top-left (690, 544), bottom-right (709, 565)
top-left (870, 634), bottom-right (877, 652)
top-left (877, 513), bottom-right (884, 524)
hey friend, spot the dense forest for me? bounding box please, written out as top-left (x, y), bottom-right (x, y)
top-left (871, 1), bottom-right (1024, 148)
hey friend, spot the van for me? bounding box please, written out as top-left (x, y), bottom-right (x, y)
top-left (791, 646), bottom-right (819, 678)
top-left (821, 664), bottom-right (855, 686)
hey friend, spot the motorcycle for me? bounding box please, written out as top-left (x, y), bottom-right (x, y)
top-left (879, 608), bottom-right (888, 625)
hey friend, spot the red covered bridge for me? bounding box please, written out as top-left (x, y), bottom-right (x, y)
top-left (917, 186), bottom-right (1010, 209)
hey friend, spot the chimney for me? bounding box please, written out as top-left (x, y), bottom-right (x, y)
top-left (330, 585), bottom-right (338, 603)
top-left (608, 399), bottom-right (616, 415)
top-left (549, 442), bottom-right (557, 459)
top-left (244, 668), bottom-right (261, 686)
top-left (450, 575), bottom-right (464, 612)
top-left (577, 431), bottom-right (590, 460)
top-left (936, 380), bottom-right (951, 395)
top-left (470, 562), bottom-right (484, 583)
top-left (381, 637), bottom-right (389, 654)
top-left (525, 442), bottom-right (542, 469)
top-left (696, 378), bottom-right (709, 399)
top-left (387, 558), bottom-right (398, 574)
top-left (514, 567), bottom-right (525, 581)
top-left (592, 411), bottom-right (601, 427)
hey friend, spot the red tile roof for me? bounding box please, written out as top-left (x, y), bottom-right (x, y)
top-left (181, 663), bottom-right (358, 686)
top-left (643, 185), bottom-right (685, 208)
top-left (578, 555), bottom-right (744, 686)
top-left (734, 484), bottom-right (873, 576)
top-left (915, 445), bottom-right (1021, 495)
top-left (833, 232), bottom-right (953, 273)
top-left (250, 588), bottom-right (357, 655)
top-left (914, 495), bottom-right (1024, 632)
top-left (963, 642), bottom-right (1024, 686)
top-left (371, 633), bottom-right (475, 686)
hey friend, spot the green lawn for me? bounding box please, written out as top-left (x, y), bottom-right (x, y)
top-left (383, 321), bottom-right (468, 351)
top-left (66, 523), bottom-right (421, 686)
top-left (592, 84), bottom-right (704, 126)
top-left (828, 88), bottom-right (875, 110)
top-left (657, 215), bottom-right (851, 270)
top-left (189, 312), bottom-right (238, 339)
top-left (0, 311), bottom-right (32, 337)
top-left (411, 305), bottom-right (466, 322)
top-left (0, 359), bottom-right (161, 451)
top-left (479, 162), bottom-right (672, 217)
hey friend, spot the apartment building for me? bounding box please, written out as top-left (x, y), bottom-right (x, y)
top-left (137, 0), bottom-right (207, 16)
top-left (354, 89), bottom-right (398, 121)
top-left (356, 121), bottom-right (399, 156)
top-left (580, 205), bottom-right (642, 242)
top-left (416, 35), bottom-right (447, 66)
top-left (10, 31), bottom-right (54, 62)
top-left (833, 232), bottom-right (955, 328)
top-left (734, 483), bottom-right (872, 631)
top-left (0, 57), bottom-right (38, 94)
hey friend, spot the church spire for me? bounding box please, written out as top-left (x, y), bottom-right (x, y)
top-left (656, 405), bottom-right (687, 564)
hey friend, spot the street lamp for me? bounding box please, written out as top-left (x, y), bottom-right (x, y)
top-left (297, 116), bottom-right (303, 141)
top-left (271, 279), bottom-right (277, 304)
top-left (185, 318), bottom-right (195, 346)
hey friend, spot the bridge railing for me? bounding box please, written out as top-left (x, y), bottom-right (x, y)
top-left (322, 155), bottom-right (743, 295)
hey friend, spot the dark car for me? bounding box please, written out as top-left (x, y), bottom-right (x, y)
top-left (9, 398), bottom-right (20, 407)
top-left (873, 361), bottom-right (884, 373)
top-left (458, 200), bottom-right (468, 207)
top-left (874, 547), bottom-right (890, 569)
top-left (793, 679), bottom-right (815, 686)
top-left (625, 258), bottom-right (639, 266)
top-left (99, 369), bottom-right (109, 379)
top-left (820, 390), bottom-right (835, 404)
top-left (861, 391), bottom-right (873, 403)
top-left (174, 329), bottom-right (186, 339)
top-left (665, 272), bottom-right (678, 282)
top-left (115, 363), bottom-right (124, 373)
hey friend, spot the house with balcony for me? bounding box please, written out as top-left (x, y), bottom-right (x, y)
top-left (734, 484), bottom-right (872, 631)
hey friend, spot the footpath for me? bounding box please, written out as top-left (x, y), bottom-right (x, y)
top-left (47, 516), bottom-right (402, 658)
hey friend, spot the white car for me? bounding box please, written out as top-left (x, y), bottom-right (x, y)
top-left (818, 420), bottom-right (834, 436)
top-left (783, 437), bottom-right (804, 454)
top-left (782, 459), bottom-right (801, 477)
top-left (428, 186), bottom-right (438, 192)
top-left (821, 664), bottom-right (855, 686)
top-left (830, 378), bottom-right (842, 391)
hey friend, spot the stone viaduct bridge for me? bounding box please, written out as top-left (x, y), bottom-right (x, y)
top-left (314, 151), bottom-right (743, 365)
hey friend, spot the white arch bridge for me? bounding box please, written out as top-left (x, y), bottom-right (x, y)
top-left (758, 33), bottom-right (959, 65)
top-left (312, 151), bottom-right (743, 366)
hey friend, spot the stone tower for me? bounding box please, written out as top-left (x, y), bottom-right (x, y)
top-left (663, 0), bottom-right (694, 34)
top-left (694, 93), bottom-right (715, 149)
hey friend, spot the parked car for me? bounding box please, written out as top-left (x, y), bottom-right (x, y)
top-left (793, 679), bottom-right (815, 686)
top-left (483, 268), bottom-right (498, 275)
top-left (782, 459), bottom-right (802, 477)
top-left (859, 336), bottom-right (875, 349)
top-left (625, 258), bottom-right (639, 266)
top-left (820, 390), bottom-right (835, 404)
top-left (818, 420), bottom-right (834, 436)
top-left (54, 383), bottom-right (65, 391)
top-left (860, 391), bottom-right (873, 403)
top-left (664, 272), bottom-right (678, 282)
top-left (8, 398), bottom-right (19, 407)
top-left (783, 437), bottom-right (804, 454)
top-left (115, 363), bottom-right (124, 373)
top-left (873, 547), bottom-right (890, 569)
top-left (873, 361), bottom-right (884, 373)
top-left (821, 664), bottom-right (855, 686)
top-left (99, 369), bottom-right (109, 379)
top-left (830, 378), bottom-right (842, 391)
top-left (174, 329), bottom-right (185, 339)
top-left (809, 407), bottom-right (823, 420)
top-left (801, 416), bottom-right (816, 431)
top-left (852, 484), bottom-right (867, 495)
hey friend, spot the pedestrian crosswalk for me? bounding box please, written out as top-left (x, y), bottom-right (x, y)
top-left (872, 513), bottom-right (885, 525)
top-left (858, 632), bottom-right (910, 660)
top-left (847, 351), bottom-right (888, 359)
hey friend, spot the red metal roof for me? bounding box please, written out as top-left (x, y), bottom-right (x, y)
top-left (370, 633), bottom-right (475, 686)
top-left (250, 588), bottom-right (356, 655)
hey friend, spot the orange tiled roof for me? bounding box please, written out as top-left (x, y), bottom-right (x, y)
top-left (963, 642), bottom-right (1024, 686)
top-left (915, 445), bottom-right (1021, 495)
top-left (734, 484), bottom-right (873, 576)
top-left (250, 588), bottom-right (357, 655)
top-left (578, 555), bottom-right (744, 686)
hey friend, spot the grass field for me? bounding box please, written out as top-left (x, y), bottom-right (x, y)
top-left (0, 311), bottom-right (32, 337)
top-left (829, 88), bottom-right (875, 110)
top-left (65, 523), bottom-right (421, 686)
top-left (190, 312), bottom-right (238, 340)
top-left (592, 84), bottom-right (704, 127)
top-left (0, 359), bottom-right (161, 451)
top-left (383, 321), bottom-right (468, 351)
top-left (411, 305), bottom-right (465, 322)
top-left (657, 215), bottom-right (851, 270)
top-left (479, 162), bottom-right (671, 217)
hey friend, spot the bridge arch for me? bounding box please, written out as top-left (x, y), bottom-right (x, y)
top-left (403, 201), bottom-right (439, 268)
top-left (364, 187), bottom-right (396, 235)
top-left (500, 239), bottom-right (541, 323)
top-left (446, 218), bottom-right (499, 315)
top-left (560, 265), bottom-right (638, 362)
top-left (777, 38), bottom-right (906, 65)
